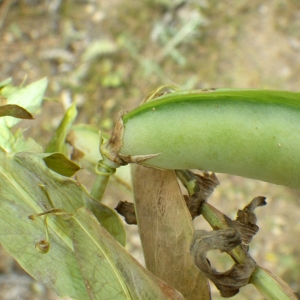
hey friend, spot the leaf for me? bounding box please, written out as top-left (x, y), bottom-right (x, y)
top-left (12, 129), bottom-right (43, 153)
top-left (0, 150), bottom-right (125, 299)
top-left (0, 127), bottom-right (42, 153)
top-left (0, 104), bottom-right (33, 119)
top-left (0, 78), bottom-right (47, 152)
top-left (0, 126), bottom-right (16, 152)
top-left (131, 165), bottom-right (211, 300)
top-left (43, 153), bottom-right (81, 177)
top-left (45, 103), bottom-right (77, 154)
top-left (0, 78), bottom-right (48, 128)
top-left (67, 124), bottom-right (102, 168)
top-left (69, 207), bottom-right (185, 300)
top-left (84, 197), bottom-right (126, 246)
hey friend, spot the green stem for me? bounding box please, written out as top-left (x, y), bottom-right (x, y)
top-left (90, 157), bottom-right (119, 201)
top-left (250, 267), bottom-right (298, 300)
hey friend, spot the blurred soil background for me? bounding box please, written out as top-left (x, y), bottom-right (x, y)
top-left (0, 0), bottom-right (300, 299)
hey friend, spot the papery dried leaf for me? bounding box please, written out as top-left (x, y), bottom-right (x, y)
top-left (236, 196), bottom-right (267, 225)
top-left (176, 170), bottom-right (219, 219)
top-left (194, 171), bottom-right (220, 199)
top-left (183, 193), bottom-right (205, 219)
top-left (115, 201), bottom-right (137, 225)
top-left (132, 165), bottom-right (211, 300)
top-left (227, 196), bottom-right (267, 245)
top-left (101, 113), bottom-right (126, 165)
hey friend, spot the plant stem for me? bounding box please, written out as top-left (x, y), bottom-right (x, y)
top-left (250, 267), bottom-right (298, 300)
top-left (90, 157), bottom-right (119, 201)
top-left (176, 169), bottom-right (298, 300)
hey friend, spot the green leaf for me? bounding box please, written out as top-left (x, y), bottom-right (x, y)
top-left (45, 103), bottom-right (77, 154)
top-left (43, 153), bottom-right (81, 177)
top-left (0, 78), bottom-right (47, 128)
top-left (0, 150), bottom-right (126, 299)
top-left (67, 124), bottom-right (102, 168)
top-left (0, 128), bottom-right (42, 153)
top-left (0, 78), bottom-right (46, 153)
top-left (0, 104), bottom-right (33, 119)
top-left (0, 126), bottom-right (15, 152)
top-left (84, 197), bottom-right (126, 246)
top-left (69, 207), bottom-right (185, 300)
top-left (12, 129), bottom-right (43, 153)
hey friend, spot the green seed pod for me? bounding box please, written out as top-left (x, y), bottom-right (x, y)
top-left (103, 89), bottom-right (300, 189)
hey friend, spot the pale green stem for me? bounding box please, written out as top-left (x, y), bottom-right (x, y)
top-left (90, 157), bottom-right (119, 201)
top-left (250, 267), bottom-right (298, 300)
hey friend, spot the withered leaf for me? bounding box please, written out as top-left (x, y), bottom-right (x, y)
top-left (227, 196), bottom-right (267, 245)
top-left (191, 229), bottom-right (257, 298)
top-left (131, 165), bottom-right (211, 300)
top-left (115, 201), bottom-right (137, 225)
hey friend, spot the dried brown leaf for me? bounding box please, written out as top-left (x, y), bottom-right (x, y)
top-left (191, 229), bottom-right (257, 298)
top-left (115, 201), bottom-right (137, 225)
top-left (131, 165), bottom-right (211, 300)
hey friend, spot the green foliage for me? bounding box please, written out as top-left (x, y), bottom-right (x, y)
top-left (0, 78), bottom-right (298, 300)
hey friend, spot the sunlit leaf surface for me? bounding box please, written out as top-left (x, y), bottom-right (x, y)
top-left (0, 150), bottom-right (125, 299)
top-left (0, 78), bottom-right (47, 128)
top-left (70, 207), bottom-right (185, 300)
top-left (0, 78), bottom-right (47, 152)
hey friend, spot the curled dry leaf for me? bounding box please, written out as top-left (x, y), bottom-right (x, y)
top-left (227, 196), bottom-right (267, 245)
top-left (176, 170), bottom-right (219, 219)
top-left (183, 194), bottom-right (205, 220)
top-left (191, 229), bottom-right (257, 298)
top-left (191, 171), bottom-right (220, 200)
top-left (115, 201), bottom-right (137, 225)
